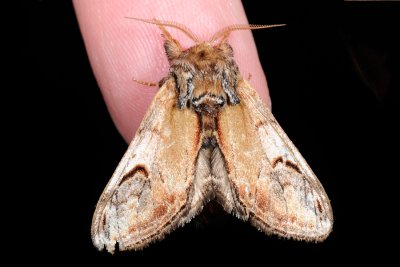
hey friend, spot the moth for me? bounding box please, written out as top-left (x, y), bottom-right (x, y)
top-left (91, 18), bottom-right (333, 253)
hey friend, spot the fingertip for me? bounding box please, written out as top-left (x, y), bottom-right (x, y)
top-left (74, 0), bottom-right (271, 142)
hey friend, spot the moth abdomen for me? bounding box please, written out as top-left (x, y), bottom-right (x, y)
top-left (202, 136), bottom-right (218, 148)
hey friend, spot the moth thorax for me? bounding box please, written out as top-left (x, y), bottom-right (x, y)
top-left (192, 93), bottom-right (225, 115)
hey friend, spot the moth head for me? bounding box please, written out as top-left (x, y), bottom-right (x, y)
top-left (126, 18), bottom-right (285, 110)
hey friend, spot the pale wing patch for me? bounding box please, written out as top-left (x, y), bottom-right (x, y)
top-left (216, 80), bottom-right (333, 241)
top-left (91, 80), bottom-right (202, 253)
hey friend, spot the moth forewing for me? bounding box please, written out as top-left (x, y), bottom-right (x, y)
top-left (91, 80), bottom-right (203, 253)
top-left (217, 80), bottom-right (333, 240)
top-left (92, 18), bottom-right (332, 253)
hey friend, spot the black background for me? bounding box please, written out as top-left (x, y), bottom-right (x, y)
top-left (22, 1), bottom-right (398, 264)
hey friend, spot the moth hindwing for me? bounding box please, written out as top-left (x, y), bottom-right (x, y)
top-left (91, 18), bottom-right (333, 253)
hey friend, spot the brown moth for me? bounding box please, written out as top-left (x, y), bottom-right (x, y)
top-left (91, 18), bottom-right (333, 253)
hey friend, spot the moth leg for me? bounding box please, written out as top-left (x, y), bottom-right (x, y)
top-left (246, 73), bottom-right (252, 81)
top-left (132, 77), bottom-right (158, 87)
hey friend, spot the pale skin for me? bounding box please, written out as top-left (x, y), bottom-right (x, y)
top-left (73, 0), bottom-right (271, 143)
